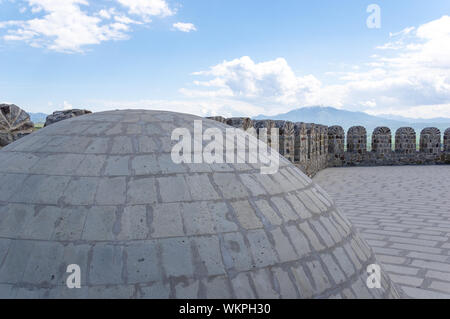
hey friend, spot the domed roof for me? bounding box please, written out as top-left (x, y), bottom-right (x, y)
top-left (0, 110), bottom-right (399, 299)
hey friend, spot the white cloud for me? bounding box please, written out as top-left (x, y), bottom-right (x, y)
top-left (179, 16), bottom-right (450, 118)
top-left (172, 22), bottom-right (196, 33)
top-left (181, 56), bottom-right (335, 115)
top-left (117, 0), bottom-right (173, 18)
top-left (63, 100), bottom-right (73, 110)
top-left (0, 0), bottom-right (174, 52)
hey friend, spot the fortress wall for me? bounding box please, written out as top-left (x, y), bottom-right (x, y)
top-left (329, 126), bottom-right (450, 167)
top-left (208, 116), bottom-right (450, 176)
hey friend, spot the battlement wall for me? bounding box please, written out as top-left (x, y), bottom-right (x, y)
top-left (208, 116), bottom-right (450, 176)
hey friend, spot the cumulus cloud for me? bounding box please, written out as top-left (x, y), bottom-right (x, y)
top-left (0, 0), bottom-right (175, 52)
top-left (180, 16), bottom-right (450, 118)
top-left (172, 22), bottom-right (196, 33)
top-left (118, 0), bottom-right (173, 19)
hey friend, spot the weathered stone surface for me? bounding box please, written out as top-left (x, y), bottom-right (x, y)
top-left (44, 109), bottom-right (92, 127)
top-left (0, 110), bottom-right (400, 299)
top-left (395, 127), bottom-right (416, 154)
top-left (372, 127), bottom-right (392, 154)
top-left (0, 104), bottom-right (34, 147)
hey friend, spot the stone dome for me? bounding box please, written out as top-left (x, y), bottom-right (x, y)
top-left (0, 110), bottom-right (400, 299)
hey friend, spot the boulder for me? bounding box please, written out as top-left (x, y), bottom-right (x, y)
top-left (44, 109), bottom-right (92, 127)
top-left (0, 104), bottom-right (34, 147)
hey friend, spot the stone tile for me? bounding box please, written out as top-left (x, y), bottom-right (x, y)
top-left (63, 177), bottom-right (98, 205)
top-left (0, 204), bottom-right (33, 237)
top-left (284, 224), bottom-right (312, 258)
top-left (271, 267), bottom-right (298, 298)
top-left (270, 227), bottom-right (298, 262)
top-left (127, 177), bottom-right (158, 204)
top-left (192, 236), bottom-right (226, 276)
top-left (246, 229), bottom-right (278, 268)
top-left (221, 232), bottom-right (253, 272)
top-left (126, 240), bottom-right (161, 283)
top-left (82, 206), bottom-right (117, 241)
top-left (96, 177), bottom-right (126, 205)
top-left (254, 199), bottom-right (282, 226)
top-left (131, 154), bottom-right (159, 176)
top-left (158, 175), bottom-right (191, 203)
top-left (174, 279), bottom-right (200, 299)
top-left (212, 173), bottom-right (249, 199)
top-left (11, 175), bottom-right (71, 204)
top-left (231, 273), bottom-right (256, 299)
top-left (270, 196), bottom-right (298, 222)
top-left (104, 156), bottom-right (130, 176)
top-left (185, 174), bottom-right (220, 201)
top-left (22, 241), bottom-right (65, 285)
top-left (76, 155), bottom-right (106, 176)
top-left (182, 202), bottom-right (216, 236)
top-left (140, 282), bottom-right (171, 299)
top-left (207, 202), bottom-right (239, 233)
top-left (250, 269), bottom-right (279, 298)
top-left (90, 244), bottom-right (124, 285)
top-left (20, 205), bottom-right (61, 240)
top-left (231, 200), bottom-right (263, 230)
top-left (159, 237), bottom-right (194, 277)
top-left (118, 205), bottom-right (149, 240)
top-left (151, 203), bottom-right (184, 238)
top-left (111, 136), bottom-right (133, 154)
top-left (203, 276), bottom-right (232, 299)
top-left (0, 240), bottom-right (35, 282)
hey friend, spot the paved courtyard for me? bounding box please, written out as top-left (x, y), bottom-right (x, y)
top-left (313, 165), bottom-right (450, 299)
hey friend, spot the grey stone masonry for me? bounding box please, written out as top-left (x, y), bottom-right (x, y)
top-left (0, 110), bottom-right (400, 299)
top-left (347, 126), bottom-right (367, 154)
top-left (396, 127), bottom-right (416, 154)
top-left (209, 117), bottom-right (450, 176)
top-left (372, 127), bottom-right (392, 155)
top-left (420, 127), bottom-right (441, 155)
top-left (445, 128), bottom-right (450, 153)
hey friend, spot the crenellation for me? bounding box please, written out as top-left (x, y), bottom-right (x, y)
top-left (347, 126), bottom-right (367, 154)
top-left (420, 127), bottom-right (441, 155)
top-left (372, 127), bottom-right (392, 155)
top-left (208, 117), bottom-right (450, 176)
top-left (395, 127), bottom-right (416, 154)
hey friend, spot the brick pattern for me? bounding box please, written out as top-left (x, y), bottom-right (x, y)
top-left (314, 166), bottom-right (450, 299)
top-left (0, 110), bottom-right (399, 299)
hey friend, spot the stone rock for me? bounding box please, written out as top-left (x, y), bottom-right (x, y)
top-left (0, 104), bottom-right (34, 147)
top-left (44, 109), bottom-right (92, 127)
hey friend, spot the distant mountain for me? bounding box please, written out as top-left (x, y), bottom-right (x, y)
top-left (254, 106), bottom-right (450, 135)
top-left (29, 112), bottom-right (48, 124)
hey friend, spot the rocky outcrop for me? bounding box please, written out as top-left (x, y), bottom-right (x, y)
top-left (0, 104), bottom-right (34, 147)
top-left (44, 109), bottom-right (92, 127)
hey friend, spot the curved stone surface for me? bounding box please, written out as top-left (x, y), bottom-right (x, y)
top-left (0, 104), bottom-right (34, 147)
top-left (395, 127), bottom-right (416, 154)
top-left (0, 110), bottom-right (400, 299)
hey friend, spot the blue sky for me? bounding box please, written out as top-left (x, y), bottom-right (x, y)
top-left (1, 0), bottom-right (450, 118)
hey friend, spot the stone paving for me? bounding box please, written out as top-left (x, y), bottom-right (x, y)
top-left (313, 166), bottom-right (450, 299)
